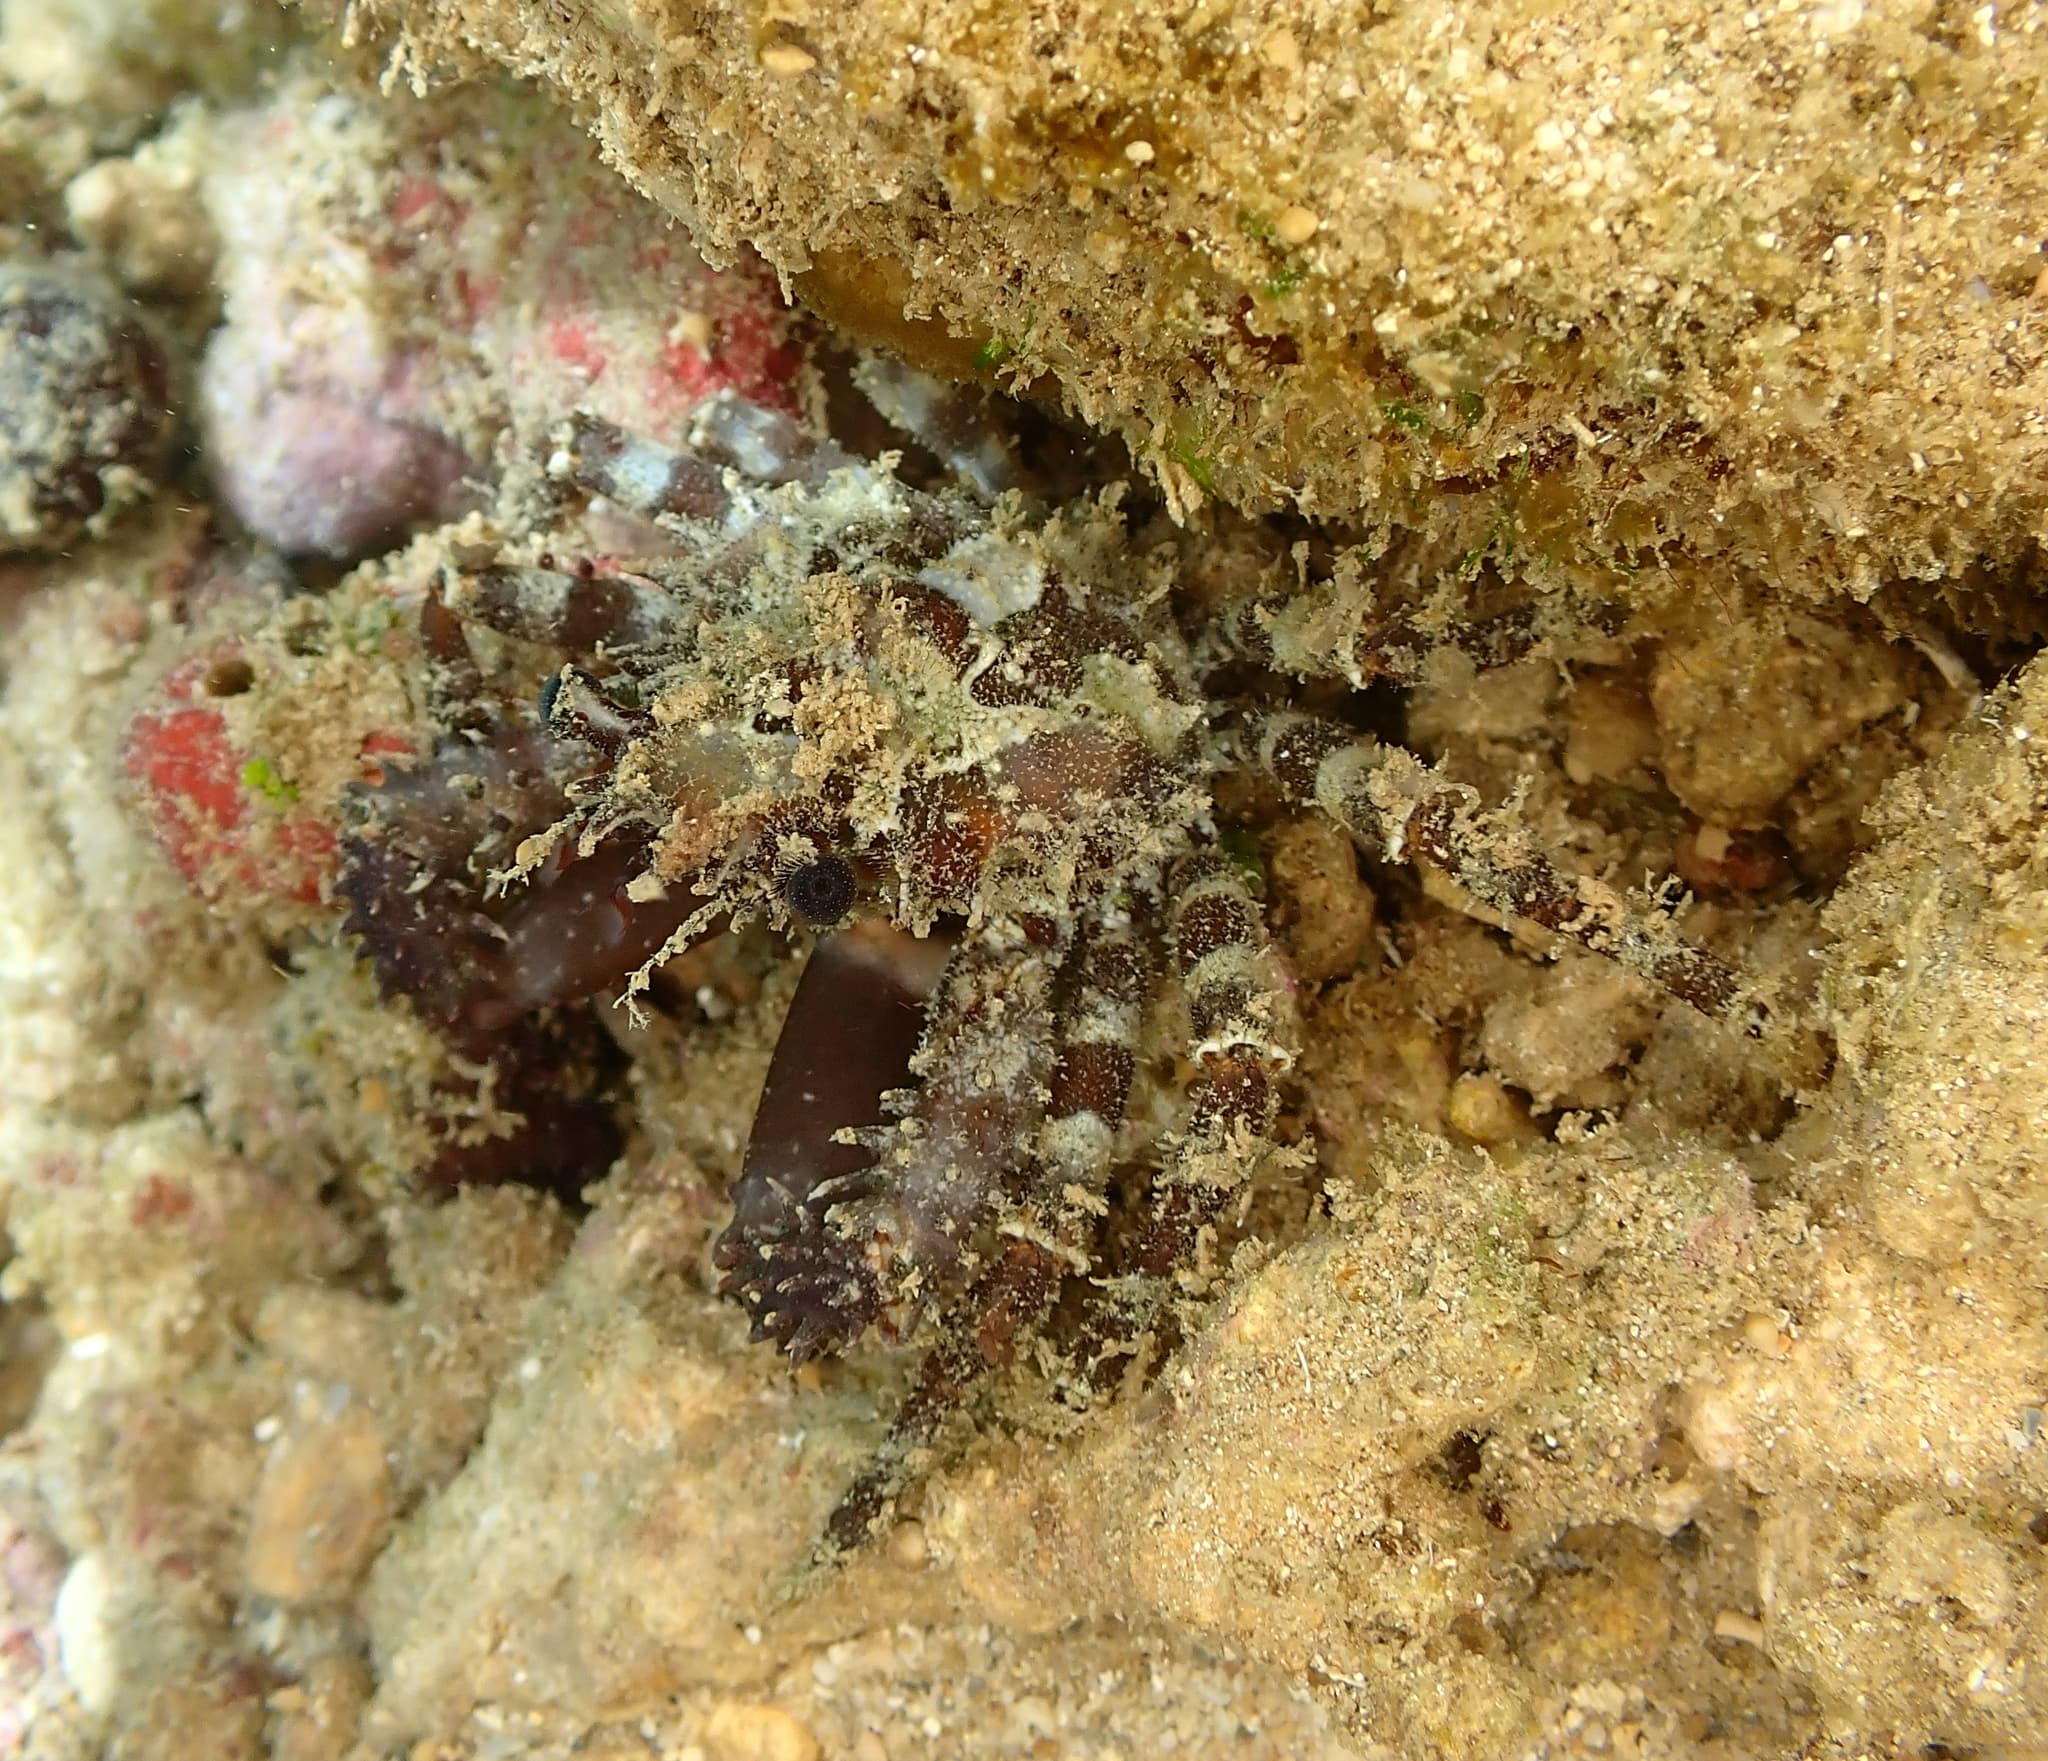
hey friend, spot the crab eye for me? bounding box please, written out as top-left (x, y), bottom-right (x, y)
top-left (781, 853), bottom-right (857, 927)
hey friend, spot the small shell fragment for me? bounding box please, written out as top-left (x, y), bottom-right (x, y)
top-left (1274, 205), bottom-right (1322, 245)
top-left (244, 1408), bottom-right (394, 1604)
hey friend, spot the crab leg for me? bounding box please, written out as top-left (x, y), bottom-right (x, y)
top-left (851, 352), bottom-right (1029, 500)
top-left (814, 918), bottom-right (1155, 1561)
top-left (829, 919), bottom-right (1071, 1333)
top-left (1226, 570), bottom-right (1544, 689)
top-left (1125, 855), bottom-right (1298, 1302)
top-left (452, 560), bottom-right (686, 656)
top-left (1052, 855), bottom-right (1299, 1397)
top-left (1256, 713), bottom-right (1760, 1029)
top-left (556, 396), bottom-right (963, 554)
top-left (555, 395), bottom-right (859, 526)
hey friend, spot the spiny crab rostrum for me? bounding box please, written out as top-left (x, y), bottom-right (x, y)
top-left (326, 385), bottom-right (1764, 1560)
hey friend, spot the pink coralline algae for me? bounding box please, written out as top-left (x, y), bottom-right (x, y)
top-left (196, 83), bottom-right (812, 558)
top-left (0, 1509), bottom-right (66, 1754)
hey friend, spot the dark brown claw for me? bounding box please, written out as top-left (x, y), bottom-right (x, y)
top-left (714, 922), bottom-right (951, 1363)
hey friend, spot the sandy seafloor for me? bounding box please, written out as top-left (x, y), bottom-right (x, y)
top-left (3, 1), bottom-right (2048, 1757)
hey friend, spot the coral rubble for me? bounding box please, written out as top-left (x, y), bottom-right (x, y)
top-left (1, 5), bottom-right (2045, 1760)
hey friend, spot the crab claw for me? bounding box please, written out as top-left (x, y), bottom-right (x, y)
top-left (714, 922), bottom-right (949, 1360)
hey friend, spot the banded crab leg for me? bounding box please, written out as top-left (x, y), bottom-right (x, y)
top-left (811, 914), bottom-right (1157, 1563)
top-left (1008, 852), bottom-right (1302, 1409)
top-left (1256, 713), bottom-right (1762, 1030)
top-left (553, 397), bottom-right (975, 576)
top-left (555, 393), bottom-right (861, 525)
top-left (447, 556), bottom-right (686, 659)
top-left (1220, 554), bottom-right (1549, 690)
top-left (1092, 854), bottom-right (1299, 1367)
top-left (849, 352), bottom-right (1030, 500)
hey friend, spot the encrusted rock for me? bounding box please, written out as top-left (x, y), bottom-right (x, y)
top-left (0, 261), bottom-right (171, 552)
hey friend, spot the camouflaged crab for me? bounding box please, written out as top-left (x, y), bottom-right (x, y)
top-left (337, 389), bottom-right (1758, 1560)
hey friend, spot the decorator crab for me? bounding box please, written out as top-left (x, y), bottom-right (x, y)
top-left (334, 389), bottom-right (1759, 1561)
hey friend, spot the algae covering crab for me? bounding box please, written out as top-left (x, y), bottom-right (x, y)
top-left (328, 387), bottom-right (1764, 1564)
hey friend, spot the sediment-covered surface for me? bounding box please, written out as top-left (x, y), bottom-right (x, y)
top-left (350, 0), bottom-right (2048, 602)
top-left (1, 5), bottom-right (2045, 1760)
